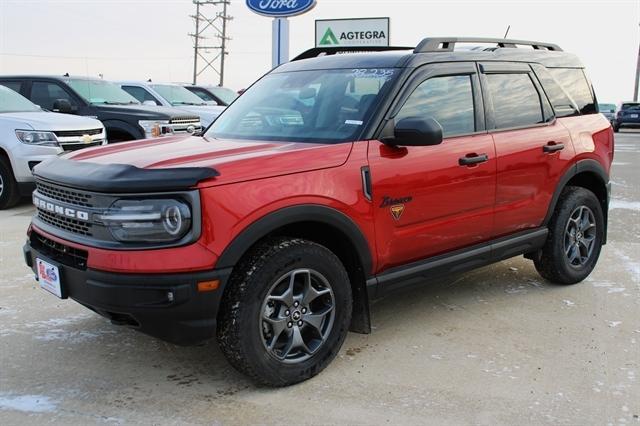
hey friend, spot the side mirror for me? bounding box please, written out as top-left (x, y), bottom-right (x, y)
top-left (390, 117), bottom-right (443, 146)
top-left (142, 100), bottom-right (157, 106)
top-left (52, 98), bottom-right (72, 114)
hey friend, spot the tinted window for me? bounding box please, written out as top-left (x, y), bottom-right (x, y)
top-left (0, 81), bottom-right (22, 94)
top-left (121, 85), bottom-right (160, 105)
top-left (598, 103), bottom-right (616, 113)
top-left (621, 103), bottom-right (640, 110)
top-left (188, 87), bottom-right (217, 103)
top-left (396, 75), bottom-right (475, 137)
top-left (31, 82), bottom-right (77, 110)
top-left (486, 73), bottom-right (543, 129)
top-left (548, 68), bottom-right (596, 114)
top-left (531, 63), bottom-right (577, 118)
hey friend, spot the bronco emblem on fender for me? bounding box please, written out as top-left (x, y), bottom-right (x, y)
top-left (390, 204), bottom-right (405, 221)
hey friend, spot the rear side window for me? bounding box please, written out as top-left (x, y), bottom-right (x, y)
top-left (486, 73), bottom-right (543, 129)
top-left (396, 75), bottom-right (475, 137)
top-left (530, 64), bottom-right (577, 118)
top-left (548, 68), bottom-right (596, 114)
top-left (0, 81), bottom-right (22, 94)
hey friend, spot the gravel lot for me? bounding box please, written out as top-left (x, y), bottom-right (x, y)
top-left (1, 131), bottom-right (638, 425)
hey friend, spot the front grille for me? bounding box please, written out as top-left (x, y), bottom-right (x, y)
top-left (31, 231), bottom-right (88, 270)
top-left (35, 181), bottom-right (93, 207)
top-left (53, 128), bottom-right (103, 137)
top-left (60, 141), bottom-right (104, 152)
top-left (170, 117), bottom-right (200, 125)
top-left (37, 208), bottom-right (93, 236)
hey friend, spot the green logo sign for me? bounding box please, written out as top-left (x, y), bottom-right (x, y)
top-left (319, 27), bottom-right (339, 45)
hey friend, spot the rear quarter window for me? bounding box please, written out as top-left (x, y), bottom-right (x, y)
top-left (548, 68), bottom-right (596, 115)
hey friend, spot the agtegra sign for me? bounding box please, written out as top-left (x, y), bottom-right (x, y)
top-left (246, 0), bottom-right (317, 17)
top-left (315, 18), bottom-right (390, 48)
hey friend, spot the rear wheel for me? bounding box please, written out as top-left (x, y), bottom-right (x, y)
top-left (0, 157), bottom-right (20, 210)
top-left (534, 186), bottom-right (604, 284)
top-left (217, 237), bottom-right (352, 386)
top-left (612, 123), bottom-right (620, 133)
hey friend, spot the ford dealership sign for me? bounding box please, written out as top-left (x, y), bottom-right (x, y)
top-left (246, 0), bottom-right (316, 17)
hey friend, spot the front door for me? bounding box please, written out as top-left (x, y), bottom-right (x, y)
top-left (368, 63), bottom-right (496, 273)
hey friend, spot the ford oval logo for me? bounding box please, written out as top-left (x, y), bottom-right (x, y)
top-left (246, 0), bottom-right (316, 17)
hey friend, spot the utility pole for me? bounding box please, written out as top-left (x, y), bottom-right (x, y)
top-left (634, 23), bottom-right (640, 101)
top-left (189, 0), bottom-right (231, 86)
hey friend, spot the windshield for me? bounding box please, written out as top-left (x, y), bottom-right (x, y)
top-left (0, 85), bottom-right (41, 113)
top-left (151, 84), bottom-right (207, 106)
top-left (206, 68), bottom-right (398, 143)
top-left (598, 103), bottom-right (615, 112)
top-left (209, 86), bottom-right (238, 105)
top-left (66, 79), bottom-right (140, 105)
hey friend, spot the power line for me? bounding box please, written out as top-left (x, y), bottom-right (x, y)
top-left (189, 0), bottom-right (232, 86)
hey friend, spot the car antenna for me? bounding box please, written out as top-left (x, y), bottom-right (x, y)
top-left (503, 25), bottom-right (511, 39)
top-left (63, 72), bottom-right (69, 77)
top-left (147, 78), bottom-right (152, 82)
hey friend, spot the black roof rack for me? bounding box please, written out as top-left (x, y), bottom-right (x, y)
top-left (414, 37), bottom-right (562, 53)
top-left (292, 46), bottom-right (413, 61)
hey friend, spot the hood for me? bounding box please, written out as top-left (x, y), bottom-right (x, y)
top-left (65, 135), bottom-right (352, 186)
top-left (0, 111), bottom-right (103, 131)
top-left (174, 105), bottom-right (225, 127)
top-left (92, 104), bottom-right (200, 121)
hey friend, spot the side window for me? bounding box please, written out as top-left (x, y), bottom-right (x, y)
top-left (121, 85), bottom-right (160, 105)
top-left (0, 81), bottom-right (22, 94)
top-left (547, 68), bottom-right (596, 115)
top-left (396, 75), bottom-right (475, 137)
top-left (485, 73), bottom-right (544, 129)
top-left (31, 82), bottom-right (77, 110)
top-left (190, 88), bottom-right (216, 103)
top-left (530, 64), bottom-right (578, 118)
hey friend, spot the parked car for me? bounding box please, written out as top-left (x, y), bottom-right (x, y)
top-left (0, 85), bottom-right (105, 209)
top-left (183, 84), bottom-right (238, 106)
top-left (0, 76), bottom-right (202, 142)
top-left (613, 101), bottom-right (640, 132)
top-left (118, 81), bottom-right (225, 127)
top-left (24, 37), bottom-right (612, 386)
top-left (598, 103), bottom-right (616, 123)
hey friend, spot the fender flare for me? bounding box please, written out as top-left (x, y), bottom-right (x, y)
top-left (102, 119), bottom-right (143, 140)
top-left (543, 159), bottom-right (609, 226)
top-left (216, 204), bottom-right (374, 277)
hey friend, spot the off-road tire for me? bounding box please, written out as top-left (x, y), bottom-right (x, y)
top-left (217, 237), bottom-right (352, 386)
top-left (0, 156), bottom-right (20, 210)
top-left (612, 124), bottom-right (620, 133)
top-left (534, 186), bottom-right (604, 284)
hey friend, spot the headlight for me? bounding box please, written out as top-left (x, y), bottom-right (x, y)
top-left (98, 199), bottom-right (191, 242)
top-left (138, 120), bottom-right (172, 138)
top-left (15, 130), bottom-right (59, 147)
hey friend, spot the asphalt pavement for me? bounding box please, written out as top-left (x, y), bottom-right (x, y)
top-left (0, 131), bottom-right (638, 425)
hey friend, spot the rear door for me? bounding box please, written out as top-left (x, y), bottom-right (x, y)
top-left (480, 62), bottom-right (574, 237)
top-left (367, 63), bottom-right (496, 272)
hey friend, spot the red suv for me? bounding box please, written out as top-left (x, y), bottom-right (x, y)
top-left (23, 37), bottom-right (613, 386)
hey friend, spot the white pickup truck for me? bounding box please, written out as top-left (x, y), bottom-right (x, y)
top-left (0, 85), bottom-right (106, 209)
top-left (117, 81), bottom-right (225, 128)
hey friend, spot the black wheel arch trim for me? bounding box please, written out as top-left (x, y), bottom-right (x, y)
top-left (543, 159), bottom-right (609, 226)
top-left (102, 119), bottom-right (144, 140)
top-left (215, 204), bottom-right (374, 278)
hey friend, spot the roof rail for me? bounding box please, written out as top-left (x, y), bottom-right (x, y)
top-left (292, 46), bottom-right (413, 61)
top-left (414, 37), bottom-right (562, 53)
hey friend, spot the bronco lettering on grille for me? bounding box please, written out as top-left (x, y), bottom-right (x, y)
top-left (33, 195), bottom-right (90, 221)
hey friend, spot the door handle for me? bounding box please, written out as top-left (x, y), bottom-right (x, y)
top-left (459, 153), bottom-right (489, 166)
top-left (543, 142), bottom-right (565, 153)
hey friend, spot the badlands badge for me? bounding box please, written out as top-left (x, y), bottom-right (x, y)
top-left (390, 204), bottom-right (404, 221)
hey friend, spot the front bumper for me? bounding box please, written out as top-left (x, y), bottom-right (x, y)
top-left (24, 231), bottom-right (231, 346)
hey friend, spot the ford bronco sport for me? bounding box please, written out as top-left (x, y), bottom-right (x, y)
top-left (23, 37), bottom-right (613, 386)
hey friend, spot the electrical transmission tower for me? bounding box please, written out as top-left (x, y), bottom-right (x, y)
top-left (189, 0), bottom-right (231, 86)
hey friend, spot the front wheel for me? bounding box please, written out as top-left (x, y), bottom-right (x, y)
top-left (534, 186), bottom-right (604, 284)
top-left (217, 237), bottom-right (352, 386)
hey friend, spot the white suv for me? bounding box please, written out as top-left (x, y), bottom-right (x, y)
top-left (0, 86), bottom-right (106, 209)
top-left (118, 81), bottom-right (225, 127)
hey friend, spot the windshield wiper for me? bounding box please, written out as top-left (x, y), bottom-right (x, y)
top-left (91, 101), bottom-right (129, 105)
top-left (172, 101), bottom-right (205, 106)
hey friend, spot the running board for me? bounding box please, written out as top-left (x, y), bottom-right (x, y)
top-left (367, 228), bottom-right (548, 297)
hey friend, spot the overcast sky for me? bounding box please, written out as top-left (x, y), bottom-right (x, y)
top-left (0, 0), bottom-right (638, 103)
